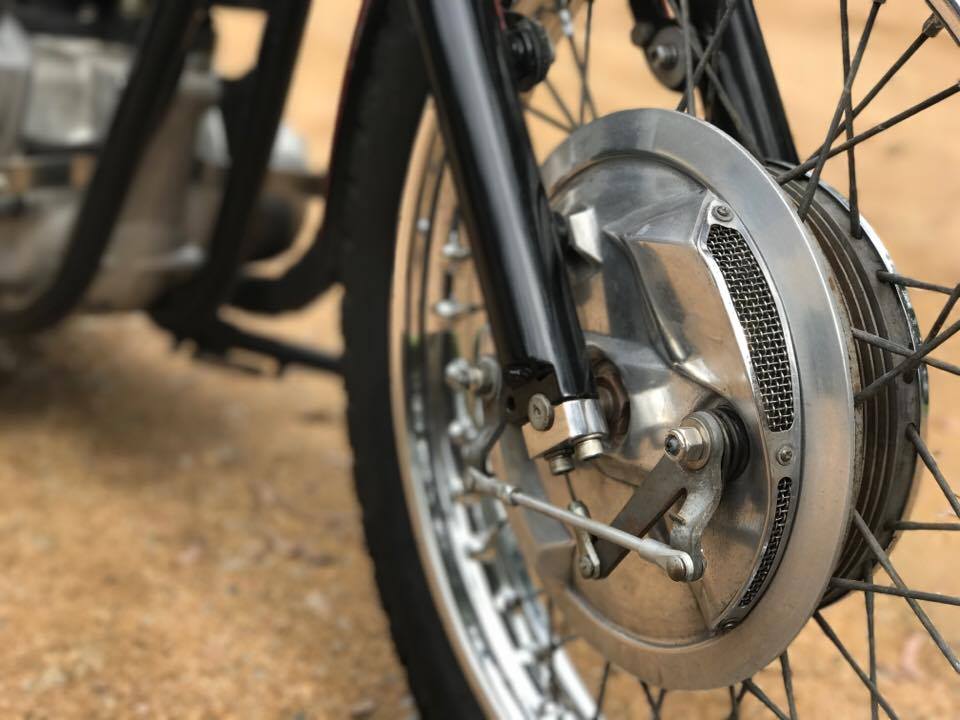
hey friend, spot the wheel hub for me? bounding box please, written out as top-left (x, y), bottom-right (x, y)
top-left (494, 108), bottom-right (868, 688)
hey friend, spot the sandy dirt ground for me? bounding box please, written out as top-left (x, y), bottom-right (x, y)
top-left (1, 1), bottom-right (959, 718)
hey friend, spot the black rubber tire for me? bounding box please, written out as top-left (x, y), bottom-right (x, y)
top-left (336, 2), bottom-right (484, 718)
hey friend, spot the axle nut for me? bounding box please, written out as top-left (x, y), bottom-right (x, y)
top-left (664, 422), bottom-right (710, 470)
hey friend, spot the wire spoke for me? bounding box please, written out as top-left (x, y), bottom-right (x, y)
top-left (831, 577), bottom-right (960, 607)
top-left (866, 587), bottom-right (879, 720)
top-left (579, 0), bottom-right (595, 126)
top-left (839, 0), bottom-right (862, 236)
top-left (852, 510), bottom-right (960, 672)
top-left (677, 0), bottom-right (741, 113)
top-left (525, 103), bottom-right (576, 133)
top-left (856, 317), bottom-right (960, 402)
top-left (664, 0), bottom-right (762, 156)
top-left (742, 679), bottom-right (791, 720)
top-left (727, 684), bottom-right (744, 719)
top-left (796, 0), bottom-right (882, 219)
top-left (555, 0), bottom-right (598, 123)
top-left (696, 50), bottom-right (762, 156)
top-left (592, 661), bottom-right (610, 720)
top-left (906, 424), bottom-right (960, 518)
top-left (679, 0), bottom-right (696, 115)
top-left (923, 283), bottom-right (960, 349)
top-left (814, 18), bottom-right (941, 162)
top-left (779, 652), bottom-right (798, 720)
top-left (814, 611), bottom-right (900, 719)
top-left (849, 21), bottom-right (939, 124)
top-left (777, 82), bottom-right (960, 185)
top-left (889, 521), bottom-right (960, 531)
top-left (542, 76), bottom-right (578, 129)
top-left (640, 682), bottom-right (667, 719)
top-left (852, 328), bottom-right (960, 377)
top-left (877, 270), bottom-right (953, 295)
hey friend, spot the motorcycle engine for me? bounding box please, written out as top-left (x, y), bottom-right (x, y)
top-left (0, 3), bottom-right (309, 314)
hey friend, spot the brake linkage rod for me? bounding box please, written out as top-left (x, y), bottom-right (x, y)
top-left (463, 468), bottom-right (696, 582)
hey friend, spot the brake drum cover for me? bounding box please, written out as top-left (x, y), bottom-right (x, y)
top-left (504, 110), bottom-right (859, 688)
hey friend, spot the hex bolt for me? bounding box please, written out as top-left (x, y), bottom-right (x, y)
top-left (575, 435), bottom-right (604, 462)
top-left (445, 357), bottom-right (497, 397)
top-left (712, 204), bottom-right (734, 222)
top-left (547, 450), bottom-right (574, 476)
top-left (776, 444), bottom-right (795, 466)
top-left (528, 393), bottom-right (554, 431)
top-left (433, 298), bottom-right (472, 320)
top-left (441, 239), bottom-right (470, 261)
top-left (647, 43), bottom-right (678, 70)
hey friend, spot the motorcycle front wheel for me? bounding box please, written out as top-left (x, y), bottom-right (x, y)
top-left (339, 1), bottom-right (960, 717)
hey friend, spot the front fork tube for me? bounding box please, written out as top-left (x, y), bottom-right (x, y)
top-left (408, 0), bottom-right (606, 462)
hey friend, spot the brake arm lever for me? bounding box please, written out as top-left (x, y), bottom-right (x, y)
top-left (593, 410), bottom-right (727, 581)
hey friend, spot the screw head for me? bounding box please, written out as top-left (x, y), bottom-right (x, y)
top-left (776, 444), bottom-right (794, 466)
top-left (528, 393), bottom-right (554, 431)
top-left (712, 204), bottom-right (733, 222)
top-left (720, 619), bottom-right (739, 633)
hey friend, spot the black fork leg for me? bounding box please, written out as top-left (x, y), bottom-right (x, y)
top-left (407, 0), bottom-right (597, 428)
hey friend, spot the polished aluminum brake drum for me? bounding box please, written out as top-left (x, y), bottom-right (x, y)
top-left (482, 108), bottom-right (924, 688)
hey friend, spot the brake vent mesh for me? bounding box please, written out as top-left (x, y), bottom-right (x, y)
top-left (739, 477), bottom-right (792, 607)
top-left (705, 224), bottom-right (794, 432)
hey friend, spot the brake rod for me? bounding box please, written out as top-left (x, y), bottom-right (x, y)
top-left (464, 468), bottom-right (696, 582)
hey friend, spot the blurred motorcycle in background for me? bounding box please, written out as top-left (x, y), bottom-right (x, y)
top-left (2, 0), bottom-right (960, 717)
